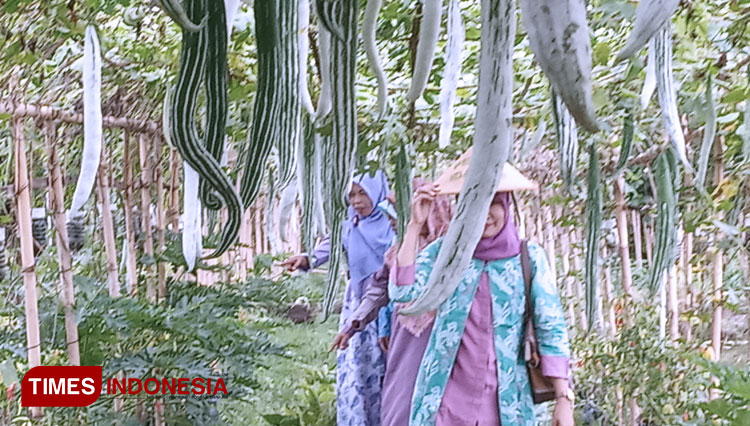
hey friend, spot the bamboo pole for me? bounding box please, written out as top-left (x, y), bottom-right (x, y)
top-left (44, 121), bottom-right (81, 365)
top-left (572, 229), bottom-right (588, 330)
top-left (123, 131), bottom-right (139, 296)
top-left (543, 207), bottom-right (557, 284)
top-left (668, 264), bottom-right (680, 341)
top-left (168, 148), bottom-right (181, 231)
top-left (602, 246), bottom-right (617, 337)
top-left (683, 230), bottom-right (694, 342)
top-left (711, 138), bottom-right (725, 366)
top-left (631, 209), bottom-right (643, 269)
top-left (559, 221), bottom-right (577, 332)
top-left (0, 100), bottom-right (159, 133)
top-left (95, 141), bottom-right (121, 297)
top-left (13, 118), bottom-right (43, 418)
top-left (138, 134), bottom-right (156, 301)
top-left (154, 139), bottom-right (167, 300)
top-left (643, 219), bottom-right (654, 268)
top-left (614, 176), bottom-right (634, 324)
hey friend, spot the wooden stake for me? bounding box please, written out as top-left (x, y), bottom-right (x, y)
top-left (602, 246), bottom-right (617, 337)
top-left (572, 229), bottom-right (588, 330)
top-left (13, 118), bottom-right (43, 418)
top-left (138, 134), bottom-right (156, 301)
top-left (631, 209), bottom-right (643, 270)
top-left (95, 139), bottom-right (121, 297)
top-left (44, 121), bottom-right (81, 365)
top-left (643, 219), bottom-right (654, 268)
top-left (168, 148), bottom-right (181, 231)
top-left (683, 230), bottom-right (694, 343)
top-left (711, 137), bottom-right (725, 367)
top-left (559, 220), bottom-right (577, 334)
top-left (614, 176), bottom-right (634, 323)
top-left (123, 131), bottom-right (139, 296)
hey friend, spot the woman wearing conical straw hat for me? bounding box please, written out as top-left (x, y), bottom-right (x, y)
top-left (390, 148), bottom-right (574, 426)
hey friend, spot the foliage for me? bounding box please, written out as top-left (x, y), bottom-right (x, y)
top-left (699, 359), bottom-right (750, 425)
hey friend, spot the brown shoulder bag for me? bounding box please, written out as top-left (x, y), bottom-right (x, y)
top-left (520, 240), bottom-right (556, 403)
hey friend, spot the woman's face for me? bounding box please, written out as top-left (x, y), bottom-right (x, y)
top-left (349, 183), bottom-right (374, 217)
top-left (482, 197), bottom-right (506, 238)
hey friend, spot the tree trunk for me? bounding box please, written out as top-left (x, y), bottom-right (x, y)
top-left (45, 121), bottom-right (81, 365)
top-left (95, 143), bottom-right (121, 298)
top-left (123, 131), bottom-right (139, 296)
top-left (13, 118), bottom-right (43, 418)
top-left (138, 134), bottom-right (156, 301)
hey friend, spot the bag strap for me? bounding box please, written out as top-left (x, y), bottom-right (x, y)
top-left (520, 240), bottom-right (533, 326)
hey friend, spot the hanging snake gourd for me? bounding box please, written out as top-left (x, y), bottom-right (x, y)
top-left (157, 0), bottom-right (206, 32)
top-left (616, 0), bottom-right (680, 61)
top-left (400, 0), bottom-right (516, 317)
top-left (696, 75), bottom-right (717, 188)
top-left (405, 0), bottom-right (443, 104)
top-left (363, 0), bottom-right (389, 119)
top-left (395, 142), bottom-right (412, 241)
top-left (519, 0), bottom-right (599, 133)
top-left (199, 0), bottom-right (228, 210)
top-left (275, 0), bottom-right (302, 188)
top-left (438, 0), bottom-right (464, 149)
top-left (653, 23), bottom-right (692, 172)
top-left (299, 0), bottom-right (315, 116)
top-left (614, 112), bottom-right (634, 175)
top-left (183, 162), bottom-right (203, 271)
top-left (552, 89), bottom-right (579, 194)
top-left (640, 42), bottom-right (657, 109)
top-left (647, 150), bottom-right (677, 294)
top-left (170, 0), bottom-right (242, 258)
top-left (224, 0), bottom-right (241, 38)
top-left (68, 25), bottom-right (102, 221)
top-left (584, 143), bottom-right (602, 331)
top-left (240, 0), bottom-right (280, 207)
top-left (320, 0), bottom-right (360, 318)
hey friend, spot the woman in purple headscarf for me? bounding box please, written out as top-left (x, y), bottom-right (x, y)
top-left (282, 170), bottom-right (395, 426)
top-left (329, 178), bottom-right (453, 426)
top-left (391, 183), bottom-right (574, 426)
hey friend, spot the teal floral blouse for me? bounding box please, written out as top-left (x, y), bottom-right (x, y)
top-left (388, 239), bottom-right (570, 426)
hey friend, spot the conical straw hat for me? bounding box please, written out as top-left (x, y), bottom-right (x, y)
top-left (434, 147), bottom-right (539, 195)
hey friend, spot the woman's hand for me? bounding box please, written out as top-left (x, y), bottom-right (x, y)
top-left (378, 337), bottom-right (390, 352)
top-left (409, 183), bottom-right (439, 227)
top-left (329, 332), bottom-right (352, 352)
top-left (280, 255), bottom-right (309, 272)
top-left (552, 398), bottom-right (574, 426)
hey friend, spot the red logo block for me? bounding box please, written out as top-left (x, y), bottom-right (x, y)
top-left (22, 366), bottom-right (102, 407)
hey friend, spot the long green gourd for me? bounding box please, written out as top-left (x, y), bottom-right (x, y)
top-left (200, 0), bottom-right (228, 210)
top-left (614, 112), bottom-right (634, 175)
top-left (405, 0), bottom-right (442, 104)
top-left (395, 142), bottom-right (411, 241)
top-left (519, 0), bottom-right (599, 132)
top-left (299, 114), bottom-right (318, 252)
top-left (158, 0), bottom-right (205, 32)
top-left (318, 0), bottom-right (360, 318)
top-left (170, 0), bottom-right (242, 258)
top-left (240, 0), bottom-right (280, 207)
top-left (616, 0), bottom-right (680, 61)
top-left (648, 150), bottom-right (677, 294)
top-left (584, 143), bottom-right (602, 331)
top-left (653, 23), bottom-right (691, 171)
top-left (552, 89), bottom-right (579, 194)
top-left (363, 0), bottom-right (388, 119)
top-left (696, 75), bottom-right (716, 188)
top-left (400, 0), bottom-right (516, 317)
top-left (298, 0), bottom-right (315, 116)
top-left (68, 25), bottom-right (102, 221)
top-left (275, 0), bottom-right (301, 188)
top-left (438, 0), bottom-right (464, 149)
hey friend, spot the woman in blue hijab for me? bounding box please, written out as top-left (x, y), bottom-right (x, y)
top-left (282, 170), bottom-right (395, 426)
